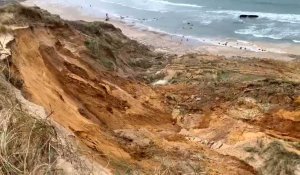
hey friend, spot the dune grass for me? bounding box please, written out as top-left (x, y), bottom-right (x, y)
top-left (0, 82), bottom-right (59, 174)
top-left (245, 141), bottom-right (300, 175)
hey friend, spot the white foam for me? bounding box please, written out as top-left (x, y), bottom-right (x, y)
top-left (235, 25), bottom-right (300, 41)
top-left (293, 40), bottom-right (300, 43)
top-left (91, 0), bottom-right (164, 13)
top-left (237, 40), bottom-right (250, 44)
top-left (208, 10), bottom-right (300, 24)
top-left (96, 0), bottom-right (202, 13)
top-left (151, 0), bottom-right (203, 8)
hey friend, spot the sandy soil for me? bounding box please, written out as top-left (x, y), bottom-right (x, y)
top-left (21, 0), bottom-right (300, 61)
top-left (9, 25), bottom-right (258, 175)
top-left (2, 3), bottom-right (299, 174)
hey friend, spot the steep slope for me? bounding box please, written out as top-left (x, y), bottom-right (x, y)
top-left (1, 4), bottom-right (257, 174)
top-left (1, 4), bottom-right (299, 175)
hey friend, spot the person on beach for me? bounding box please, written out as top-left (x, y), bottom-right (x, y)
top-left (105, 13), bottom-right (110, 21)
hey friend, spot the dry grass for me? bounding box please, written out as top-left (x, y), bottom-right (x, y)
top-left (69, 21), bottom-right (120, 37)
top-left (84, 38), bottom-right (116, 71)
top-left (245, 141), bottom-right (300, 175)
top-left (0, 82), bottom-right (59, 174)
top-left (0, 6), bottom-right (63, 173)
top-left (0, 4), bottom-right (64, 26)
top-left (0, 25), bottom-right (9, 34)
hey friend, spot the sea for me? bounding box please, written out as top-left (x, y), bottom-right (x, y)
top-left (24, 0), bottom-right (300, 44)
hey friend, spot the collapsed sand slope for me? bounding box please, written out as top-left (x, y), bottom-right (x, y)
top-left (156, 54), bottom-right (300, 174)
top-left (1, 4), bottom-right (258, 174)
top-left (3, 4), bottom-right (300, 175)
top-left (11, 25), bottom-right (256, 175)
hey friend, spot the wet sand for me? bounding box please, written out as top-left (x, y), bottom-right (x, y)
top-left (22, 0), bottom-right (300, 61)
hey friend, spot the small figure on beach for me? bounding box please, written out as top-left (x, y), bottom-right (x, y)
top-left (105, 13), bottom-right (110, 21)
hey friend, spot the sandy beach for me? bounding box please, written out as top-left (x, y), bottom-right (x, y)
top-left (21, 0), bottom-right (300, 61)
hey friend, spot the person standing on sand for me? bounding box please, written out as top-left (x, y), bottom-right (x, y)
top-left (105, 13), bottom-right (110, 21)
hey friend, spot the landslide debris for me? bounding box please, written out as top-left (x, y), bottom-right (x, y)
top-left (0, 3), bottom-right (299, 175)
top-left (157, 54), bottom-right (300, 174)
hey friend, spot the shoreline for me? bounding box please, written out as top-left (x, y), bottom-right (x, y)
top-left (21, 0), bottom-right (300, 61)
top-left (108, 20), bottom-right (300, 60)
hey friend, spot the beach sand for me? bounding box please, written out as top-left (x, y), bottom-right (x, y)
top-left (21, 0), bottom-right (300, 61)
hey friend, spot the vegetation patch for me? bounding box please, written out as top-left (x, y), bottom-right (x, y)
top-left (0, 4), bottom-right (63, 26)
top-left (245, 141), bottom-right (300, 175)
top-left (0, 25), bottom-right (10, 34)
top-left (85, 38), bottom-right (116, 71)
top-left (69, 21), bottom-right (121, 36)
top-left (0, 81), bottom-right (59, 174)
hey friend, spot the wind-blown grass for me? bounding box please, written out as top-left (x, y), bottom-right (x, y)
top-left (0, 82), bottom-right (59, 174)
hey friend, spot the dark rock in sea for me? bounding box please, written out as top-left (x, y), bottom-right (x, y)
top-left (239, 15), bottom-right (259, 19)
top-left (248, 15), bottom-right (259, 18)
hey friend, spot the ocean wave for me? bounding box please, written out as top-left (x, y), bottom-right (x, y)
top-left (97, 0), bottom-right (202, 13)
top-left (293, 40), bottom-right (300, 43)
top-left (208, 10), bottom-right (300, 24)
top-left (96, 0), bottom-right (167, 13)
top-left (235, 25), bottom-right (300, 40)
top-left (115, 19), bottom-right (286, 53)
top-left (237, 40), bottom-right (250, 44)
top-left (151, 0), bottom-right (203, 8)
top-left (235, 26), bottom-right (282, 40)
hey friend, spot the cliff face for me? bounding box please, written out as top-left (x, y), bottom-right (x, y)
top-left (1, 4), bottom-right (299, 175)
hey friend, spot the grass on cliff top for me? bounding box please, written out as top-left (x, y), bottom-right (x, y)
top-left (0, 3), bottom-right (63, 26)
top-left (245, 141), bottom-right (300, 175)
top-left (0, 81), bottom-right (59, 174)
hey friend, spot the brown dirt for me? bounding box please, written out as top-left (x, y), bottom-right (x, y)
top-left (2, 4), bottom-right (300, 175)
top-left (7, 23), bottom-right (256, 174)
